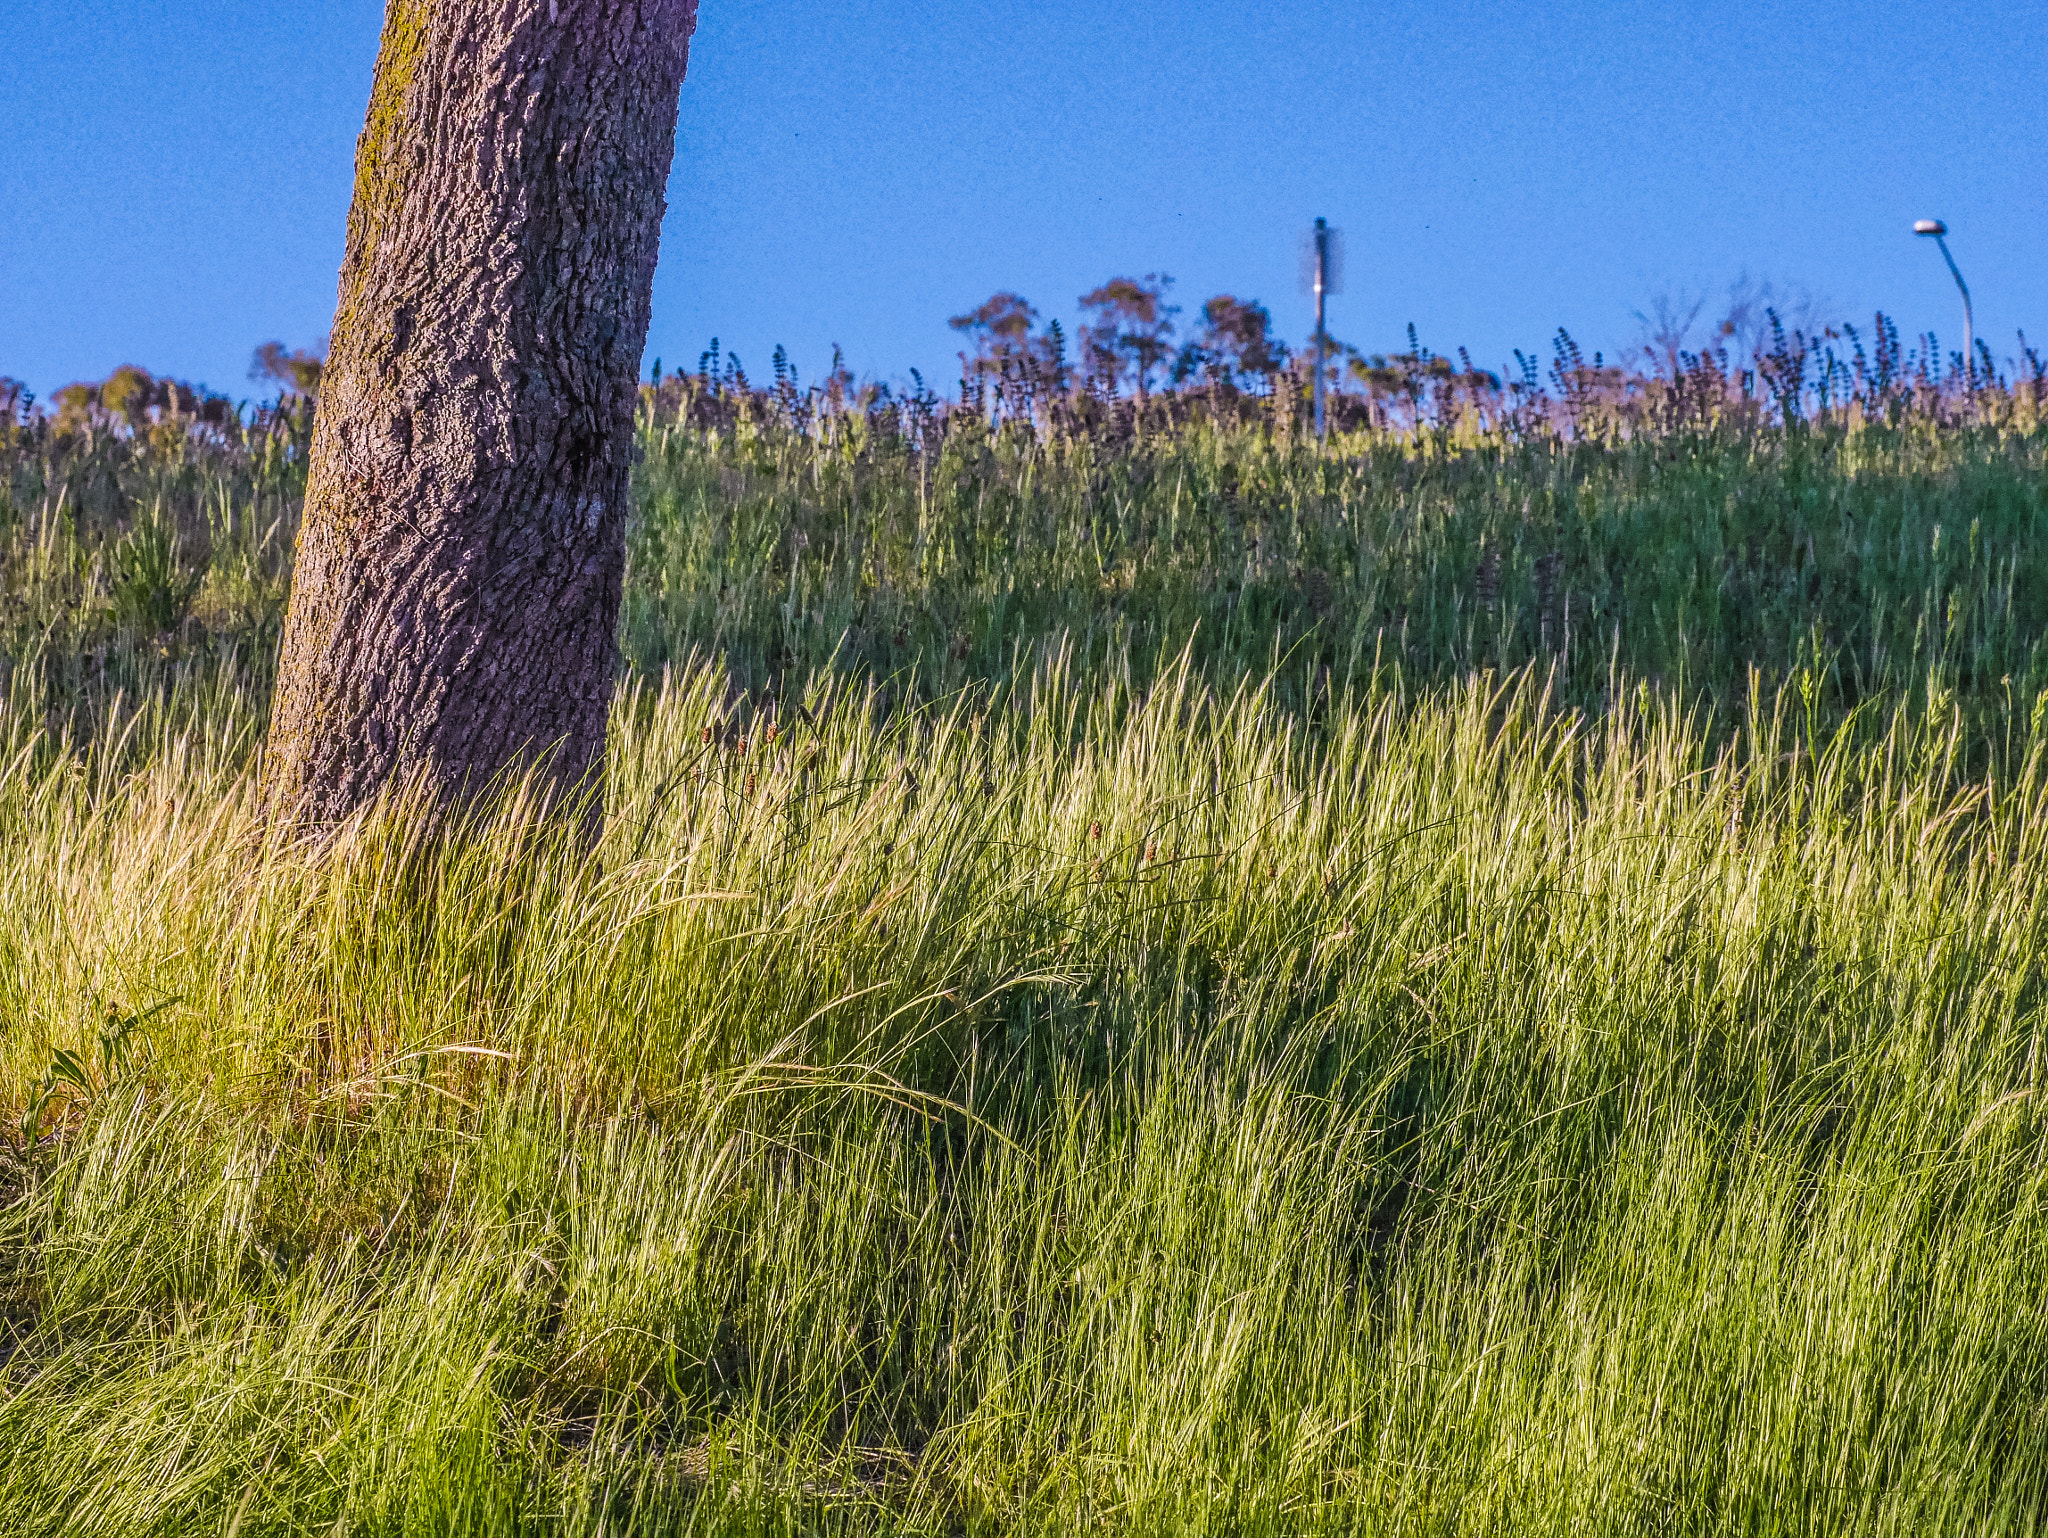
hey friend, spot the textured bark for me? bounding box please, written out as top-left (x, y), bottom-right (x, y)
top-left (265, 0), bottom-right (698, 829)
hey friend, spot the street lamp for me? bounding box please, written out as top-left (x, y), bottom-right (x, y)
top-left (1914, 219), bottom-right (1975, 386)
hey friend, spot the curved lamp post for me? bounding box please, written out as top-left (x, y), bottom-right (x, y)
top-left (1914, 219), bottom-right (1975, 385)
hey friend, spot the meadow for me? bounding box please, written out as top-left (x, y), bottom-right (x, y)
top-left (3, 374), bottom-right (2048, 1534)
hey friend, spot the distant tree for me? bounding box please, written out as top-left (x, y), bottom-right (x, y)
top-left (45, 366), bottom-right (216, 435)
top-left (249, 339), bottom-right (328, 402)
top-left (1078, 274), bottom-right (1178, 396)
top-left (1346, 345), bottom-right (1450, 431)
top-left (265, 0), bottom-right (701, 832)
top-left (1630, 289), bottom-right (1708, 380)
top-left (949, 292), bottom-right (1050, 380)
top-left (1175, 295), bottom-right (1289, 389)
top-left (1338, 330), bottom-right (1505, 433)
top-left (50, 382), bottom-right (101, 433)
top-left (98, 366), bottom-right (158, 430)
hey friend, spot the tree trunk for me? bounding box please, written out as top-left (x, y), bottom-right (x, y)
top-left (265, 0), bottom-right (699, 830)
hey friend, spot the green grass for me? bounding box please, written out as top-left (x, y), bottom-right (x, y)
top-left (2, 399), bottom-right (2048, 1532)
top-left (622, 400), bottom-right (2048, 736)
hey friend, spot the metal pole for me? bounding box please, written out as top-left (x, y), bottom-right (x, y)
top-left (1917, 220), bottom-right (1975, 388)
top-left (1313, 217), bottom-right (1329, 441)
top-left (1933, 233), bottom-right (1975, 386)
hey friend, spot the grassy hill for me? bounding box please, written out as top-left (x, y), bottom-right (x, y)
top-left (2, 393), bottom-right (2047, 1533)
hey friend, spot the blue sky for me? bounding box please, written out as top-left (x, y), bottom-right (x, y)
top-left (3, 0), bottom-right (2041, 402)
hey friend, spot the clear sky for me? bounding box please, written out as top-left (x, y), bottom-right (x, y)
top-left (3, 0), bottom-right (2040, 402)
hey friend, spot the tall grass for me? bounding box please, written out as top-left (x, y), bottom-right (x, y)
top-left (8, 387), bottom-right (2048, 748)
top-left (3, 645), bottom-right (2047, 1533)
top-left (624, 401), bottom-right (2048, 742)
top-left (2, 391), bottom-right (2047, 1531)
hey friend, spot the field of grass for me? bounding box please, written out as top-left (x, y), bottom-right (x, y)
top-left (3, 393), bottom-right (2048, 1533)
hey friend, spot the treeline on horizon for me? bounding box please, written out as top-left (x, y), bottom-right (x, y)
top-left (10, 271), bottom-right (2048, 451)
top-left (665, 271), bottom-right (2048, 446)
top-left (915, 274), bottom-right (2048, 439)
